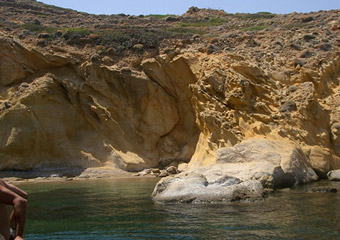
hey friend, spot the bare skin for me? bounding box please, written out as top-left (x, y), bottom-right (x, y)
top-left (0, 179), bottom-right (28, 240)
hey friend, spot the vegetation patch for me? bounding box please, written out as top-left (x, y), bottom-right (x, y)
top-left (63, 28), bottom-right (92, 40)
top-left (0, 21), bottom-right (19, 30)
top-left (179, 17), bottom-right (226, 27)
top-left (20, 23), bottom-right (56, 33)
top-left (145, 14), bottom-right (178, 19)
top-left (234, 12), bottom-right (276, 19)
top-left (95, 29), bottom-right (163, 51)
top-left (202, 34), bottom-right (220, 39)
top-left (242, 25), bottom-right (267, 32)
top-left (164, 27), bottom-right (204, 36)
top-left (92, 27), bottom-right (201, 52)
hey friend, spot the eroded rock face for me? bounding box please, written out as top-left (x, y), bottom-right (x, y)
top-left (152, 138), bottom-right (318, 203)
top-left (185, 51), bottom-right (340, 171)
top-left (0, 29), bottom-right (340, 174)
top-left (0, 37), bottom-right (200, 170)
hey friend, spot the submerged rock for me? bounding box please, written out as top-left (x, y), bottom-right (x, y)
top-left (152, 138), bottom-right (318, 203)
top-left (158, 170), bottom-right (169, 178)
top-left (134, 168), bottom-right (152, 176)
top-left (310, 187), bottom-right (338, 193)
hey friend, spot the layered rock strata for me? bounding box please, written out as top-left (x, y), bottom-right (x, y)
top-left (0, 33), bottom-right (340, 177)
top-left (0, 35), bottom-right (200, 170)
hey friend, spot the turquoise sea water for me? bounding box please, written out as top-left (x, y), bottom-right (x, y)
top-left (16, 178), bottom-right (340, 240)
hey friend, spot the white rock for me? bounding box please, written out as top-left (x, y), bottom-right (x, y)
top-left (327, 169), bottom-right (340, 181)
top-left (152, 138), bottom-right (318, 203)
top-left (152, 172), bottom-right (265, 203)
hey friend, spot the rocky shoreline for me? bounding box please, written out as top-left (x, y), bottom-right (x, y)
top-left (1, 160), bottom-right (339, 204)
top-left (1, 166), bottom-right (339, 205)
top-left (0, 167), bottom-right (145, 183)
top-left (0, 164), bottom-right (181, 183)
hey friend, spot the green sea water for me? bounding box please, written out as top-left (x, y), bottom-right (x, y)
top-left (16, 178), bottom-right (340, 240)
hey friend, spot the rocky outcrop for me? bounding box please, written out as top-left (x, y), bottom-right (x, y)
top-left (183, 51), bottom-right (340, 175)
top-left (0, 2), bottom-right (340, 188)
top-left (0, 32), bottom-right (340, 175)
top-left (0, 35), bottom-right (201, 171)
top-left (152, 138), bottom-right (318, 203)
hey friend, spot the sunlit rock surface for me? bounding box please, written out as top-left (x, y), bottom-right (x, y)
top-left (152, 138), bottom-right (318, 203)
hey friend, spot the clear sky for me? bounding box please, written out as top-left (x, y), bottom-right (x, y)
top-left (39, 0), bottom-right (340, 15)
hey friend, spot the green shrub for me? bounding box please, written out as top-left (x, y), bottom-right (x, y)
top-left (179, 17), bottom-right (226, 27)
top-left (234, 12), bottom-right (276, 19)
top-left (203, 34), bottom-right (219, 39)
top-left (97, 30), bottom-right (131, 45)
top-left (242, 25), bottom-right (267, 31)
top-left (145, 14), bottom-right (178, 19)
top-left (63, 28), bottom-right (92, 40)
top-left (164, 27), bottom-right (204, 36)
top-left (96, 29), bottom-right (161, 50)
top-left (20, 23), bottom-right (56, 33)
top-left (94, 27), bottom-right (199, 52)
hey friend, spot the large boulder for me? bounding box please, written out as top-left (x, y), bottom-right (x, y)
top-left (304, 146), bottom-right (332, 178)
top-left (152, 171), bottom-right (265, 203)
top-left (152, 138), bottom-right (318, 203)
top-left (216, 138), bottom-right (318, 188)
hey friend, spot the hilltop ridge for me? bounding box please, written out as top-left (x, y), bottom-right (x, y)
top-left (1, 1), bottom-right (339, 63)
